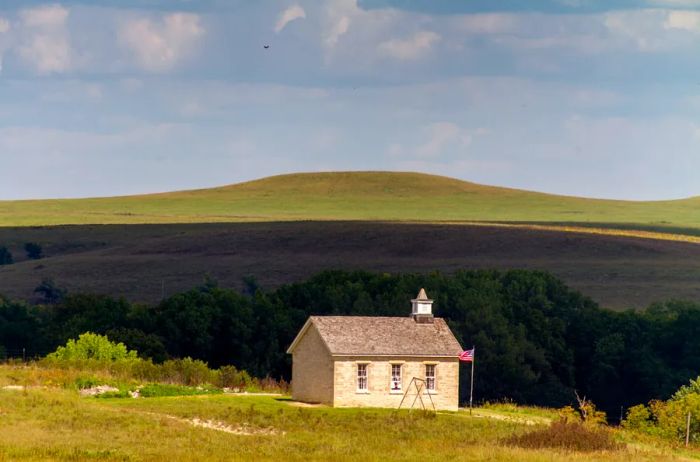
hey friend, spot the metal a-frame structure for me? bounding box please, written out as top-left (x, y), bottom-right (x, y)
top-left (397, 377), bottom-right (436, 412)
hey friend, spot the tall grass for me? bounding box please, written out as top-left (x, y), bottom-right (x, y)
top-left (1, 358), bottom-right (288, 394)
top-left (0, 380), bottom-right (690, 461)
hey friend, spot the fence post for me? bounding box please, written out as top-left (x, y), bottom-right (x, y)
top-left (22, 347), bottom-right (26, 362)
top-left (686, 412), bottom-right (691, 447)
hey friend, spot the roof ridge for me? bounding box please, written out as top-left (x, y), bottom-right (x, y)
top-left (310, 315), bottom-right (445, 319)
top-left (301, 315), bottom-right (462, 357)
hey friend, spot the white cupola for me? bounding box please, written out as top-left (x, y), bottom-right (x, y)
top-left (411, 288), bottom-right (434, 323)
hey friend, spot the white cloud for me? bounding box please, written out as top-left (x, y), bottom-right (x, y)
top-left (319, 0), bottom-right (401, 66)
top-left (664, 10), bottom-right (700, 30)
top-left (603, 9), bottom-right (700, 51)
top-left (119, 13), bottom-right (204, 72)
top-left (275, 5), bottom-right (306, 33)
top-left (322, 0), bottom-right (371, 50)
top-left (325, 16), bottom-right (350, 48)
top-left (378, 31), bottom-right (441, 60)
top-left (415, 122), bottom-right (473, 158)
top-left (17, 4), bottom-right (72, 74)
top-left (20, 4), bottom-right (68, 28)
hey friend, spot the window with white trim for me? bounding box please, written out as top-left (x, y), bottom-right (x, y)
top-left (390, 364), bottom-right (402, 391)
top-left (357, 364), bottom-right (368, 391)
top-left (425, 364), bottom-right (436, 391)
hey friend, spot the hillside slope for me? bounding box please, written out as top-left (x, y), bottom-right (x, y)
top-left (1, 172), bottom-right (699, 234)
top-left (1, 222), bottom-right (699, 309)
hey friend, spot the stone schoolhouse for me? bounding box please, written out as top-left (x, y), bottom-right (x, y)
top-left (286, 289), bottom-right (463, 411)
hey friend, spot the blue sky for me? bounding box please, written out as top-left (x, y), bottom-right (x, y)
top-left (0, 1), bottom-right (699, 200)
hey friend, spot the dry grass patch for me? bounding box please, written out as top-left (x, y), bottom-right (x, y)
top-left (506, 420), bottom-right (620, 452)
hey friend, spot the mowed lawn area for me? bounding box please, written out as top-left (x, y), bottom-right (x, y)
top-left (0, 373), bottom-right (695, 461)
top-left (2, 172), bottom-right (699, 240)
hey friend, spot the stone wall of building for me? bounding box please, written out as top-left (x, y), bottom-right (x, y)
top-left (332, 356), bottom-right (460, 411)
top-left (290, 324), bottom-right (334, 405)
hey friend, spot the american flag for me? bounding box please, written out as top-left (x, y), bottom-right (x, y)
top-left (459, 348), bottom-right (474, 362)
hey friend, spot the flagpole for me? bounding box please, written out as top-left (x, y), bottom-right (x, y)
top-left (469, 346), bottom-right (475, 415)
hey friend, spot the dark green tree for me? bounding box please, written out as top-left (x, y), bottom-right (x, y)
top-left (34, 278), bottom-right (66, 304)
top-left (24, 242), bottom-right (43, 260)
top-left (0, 247), bottom-right (12, 265)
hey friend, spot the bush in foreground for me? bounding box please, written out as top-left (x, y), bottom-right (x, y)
top-left (623, 376), bottom-right (700, 443)
top-left (41, 332), bottom-right (289, 394)
top-left (506, 420), bottom-right (619, 452)
top-left (45, 332), bottom-right (138, 362)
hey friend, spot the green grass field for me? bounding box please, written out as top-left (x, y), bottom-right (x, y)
top-left (0, 364), bottom-right (695, 462)
top-left (2, 172), bottom-right (699, 239)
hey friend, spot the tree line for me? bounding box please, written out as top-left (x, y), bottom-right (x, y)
top-left (1, 269), bottom-right (699, 415)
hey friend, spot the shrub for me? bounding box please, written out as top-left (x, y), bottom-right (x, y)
top-left (558, 394), bottom-right (607, 426)
top-left (673, 377), bottom-right (700, 401)
top-left (139, 383), bottom-right (222, 398)
top-left (160, 357), bottom-right (216, 386)
top-left (622, 404), bottom-right (654, 432)
top-left (95, 389), bottom-right (131, 399)
top-left (257, 375), bottom-right (290, 393)
top-left (24, 242), bottom-right (43, 260)
top-left (45, 332), bottom-right (138, 362)
top-left (33, 278), bottom-right (66, 304)
top-left (506, 419), bottom-right (619, 451)
top-left (74, 376), bottom-right (101, 390)
top-left (0, 247), bottom-right (12, 265)
top-left (622, 376), bottom-right (700, 443)
top-left (219, 365), bottom-right (252, 389)
top-left (573, 393), bottom-right (607, 426)
top-left (130, 358), bottom-right (161, 382)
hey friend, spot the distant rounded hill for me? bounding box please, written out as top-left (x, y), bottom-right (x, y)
top-left (1, 171), bottom-right (699, 239)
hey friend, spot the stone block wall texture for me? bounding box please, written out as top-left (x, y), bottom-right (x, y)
top-left (290, 324), bottom-right (334, 405)
top-left (332, 356), bottom-right (459, 411)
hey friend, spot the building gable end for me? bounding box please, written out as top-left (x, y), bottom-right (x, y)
top-left (286, 319), bottom-right (333, 356)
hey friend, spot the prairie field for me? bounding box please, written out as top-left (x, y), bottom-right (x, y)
top-left (1, 221), bottom-right (699, 309)
top-left (1, 172), bottom-right (699, 239)
top-left (2, 172), bottom-right (700, 309)
top-left (0, 364), bottom-right (695, 462)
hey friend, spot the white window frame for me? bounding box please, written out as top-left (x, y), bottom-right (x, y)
top-left (390, 364), bottom-right (402, 392)
top-left (357, 363), bottom-right (368, 393)
top-left (425, 364), bottom-right (436, 392)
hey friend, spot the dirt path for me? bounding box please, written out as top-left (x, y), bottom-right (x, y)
top-left (92, 400), bottom-right (284, 436)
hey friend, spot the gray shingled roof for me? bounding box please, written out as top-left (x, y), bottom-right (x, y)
top-left (305, 316), bottom-right (463, 357)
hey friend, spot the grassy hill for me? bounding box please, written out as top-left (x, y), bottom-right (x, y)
top-left (2, 172), bottom-right (700, 238)
top-left (2, 172), bottom-right (700, 308)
